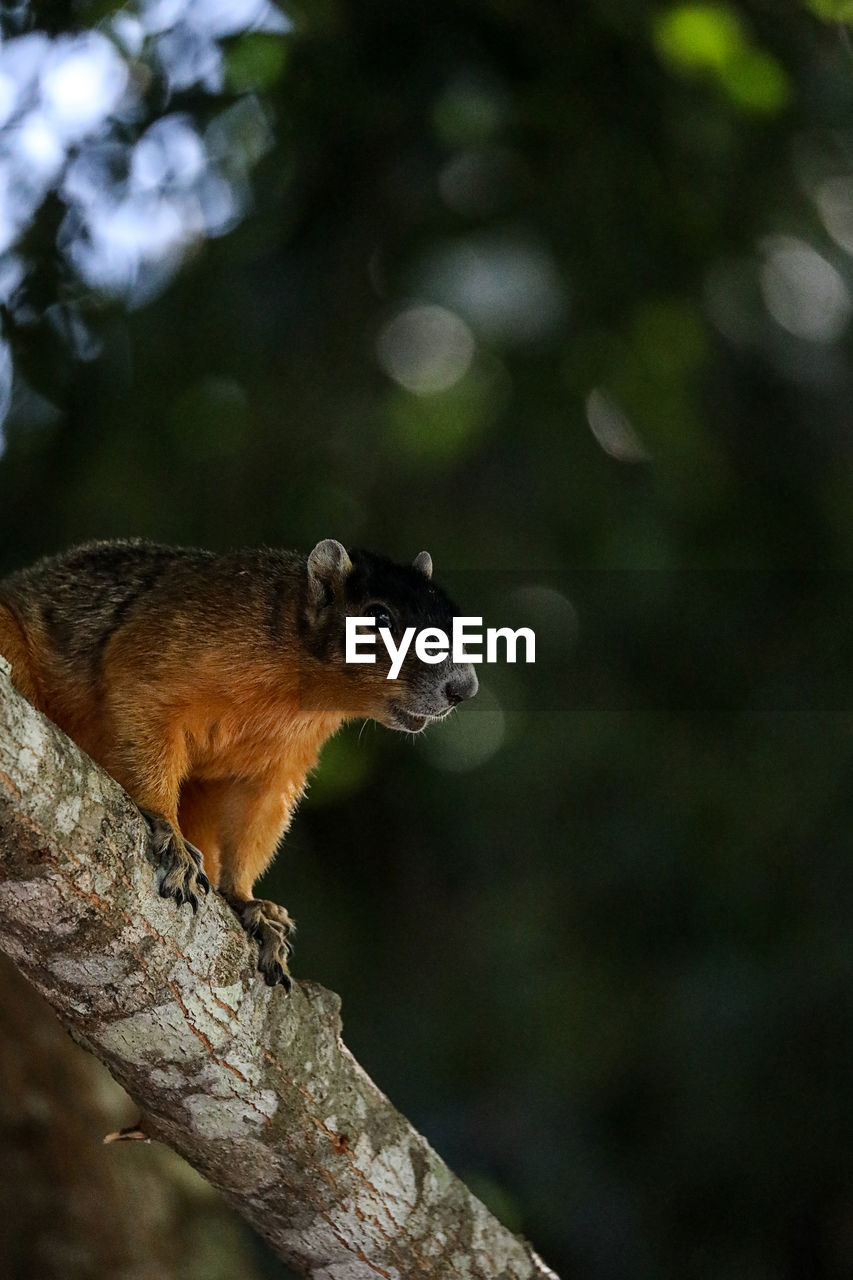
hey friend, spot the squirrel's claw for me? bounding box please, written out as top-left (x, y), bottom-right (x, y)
top-left (226, 896), bottom-right (294, 992)
top-left (184, 840), bottom-right (210, 894)
top-left (144, 810), bottom-right (209, 912)
top-left (263, 960), bottom-right (292, 992)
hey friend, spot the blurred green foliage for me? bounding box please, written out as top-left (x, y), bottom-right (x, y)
top-left (3, 1), bottom-right (853, 1278)
top-left (654, 5), bottom-right (790, 115)
top-left (807, 0), bottom-right (853, 22)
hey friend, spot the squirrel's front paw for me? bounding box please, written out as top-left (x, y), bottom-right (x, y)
top-left (227, 897), bottom-right (294, 992)
top-left (142, 810), bottom-right (210, 913)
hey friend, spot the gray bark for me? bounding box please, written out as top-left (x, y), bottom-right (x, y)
top-left (0, 659), bottom-right (559, 1280)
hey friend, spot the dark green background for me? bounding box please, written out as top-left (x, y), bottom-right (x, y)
top-left (3, 2), bottom-right (853, 1276)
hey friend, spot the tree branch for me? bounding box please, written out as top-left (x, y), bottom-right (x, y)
top-left (0, 661), bottom-right (559, 1280)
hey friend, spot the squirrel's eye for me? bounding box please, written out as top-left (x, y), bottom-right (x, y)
top-left (367, 603), bottom-right (392, 629)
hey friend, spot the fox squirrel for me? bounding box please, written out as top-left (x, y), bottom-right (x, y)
top-left (0, 538), bottom-right (478, 989)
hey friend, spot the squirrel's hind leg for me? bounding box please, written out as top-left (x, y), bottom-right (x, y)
top-left (177, 778), bottom-right (224, 889)
top-left (104, 724), bottom-right (210, 913)
top-left (213, 773), bottom-right (299, 990)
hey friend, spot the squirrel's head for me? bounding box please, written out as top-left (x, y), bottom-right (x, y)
top-left (301, 538), bottom-right (478, 732)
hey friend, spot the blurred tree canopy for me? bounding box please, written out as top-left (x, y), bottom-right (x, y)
top-left (3, 2), bottom-right (853, 1278)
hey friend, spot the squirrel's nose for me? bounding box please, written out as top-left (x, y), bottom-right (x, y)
top-left (445, 666), bottom-right (478, 706)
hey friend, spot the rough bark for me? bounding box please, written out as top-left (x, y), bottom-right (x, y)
top-left (0, 660), bottom-right (558, 1280)
top-left (0, 954), bottom-right (268, 1280)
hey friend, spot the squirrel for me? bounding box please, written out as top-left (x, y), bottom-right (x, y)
top-left (0, 538), bottom-right (478, 989)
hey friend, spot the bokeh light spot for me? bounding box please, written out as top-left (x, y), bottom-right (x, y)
top-left (815, 177), bottom-right (853, 256)
top-left (760, 236), bottom-right (851, 342)
top-left (376, 304), bottom-right (475, 395)
top-left (422, 234), bottom-right (566, 344)
top-left (586, 389), bottom-right (650, 463)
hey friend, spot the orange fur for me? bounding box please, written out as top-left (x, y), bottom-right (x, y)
top-left (100, 651), bottom-right (345, 900)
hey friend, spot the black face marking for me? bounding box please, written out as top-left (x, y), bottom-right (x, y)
top-left (344, 549), bottom-right (457, 634)
top-left (298, 548), bottom-right (459, 668)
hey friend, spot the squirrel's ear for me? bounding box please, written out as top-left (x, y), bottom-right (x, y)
top-left (413, 551), bottom-right (433, 580)
top-left (307, 539), bottom-right (352, 605)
